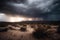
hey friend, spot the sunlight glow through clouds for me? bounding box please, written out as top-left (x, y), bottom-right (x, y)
top-left (0, 13), bottom-right (43, 22)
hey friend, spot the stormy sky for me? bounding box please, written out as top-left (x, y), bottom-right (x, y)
top-left (0, 0), bottom-right (60, 21)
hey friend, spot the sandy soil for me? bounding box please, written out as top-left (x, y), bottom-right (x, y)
top-left (0, 30), bottom-right (60, 40)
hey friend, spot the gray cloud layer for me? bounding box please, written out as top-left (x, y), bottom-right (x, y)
top-left (0, 0), bottom-right (60, 21)
top-left (7, 0), bottom-right (56, 14)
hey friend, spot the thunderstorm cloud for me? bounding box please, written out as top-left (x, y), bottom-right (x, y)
top-left (0, 0), bottom-right (60, 21)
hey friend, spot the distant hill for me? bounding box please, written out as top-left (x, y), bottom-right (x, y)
top-left (0, 21), bottom-right (60, 24)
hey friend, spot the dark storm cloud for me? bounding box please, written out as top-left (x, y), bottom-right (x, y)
top-left (6, 0), bottom-right (56, 16)
top-left (0, 0), bottom-right (60, 21)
